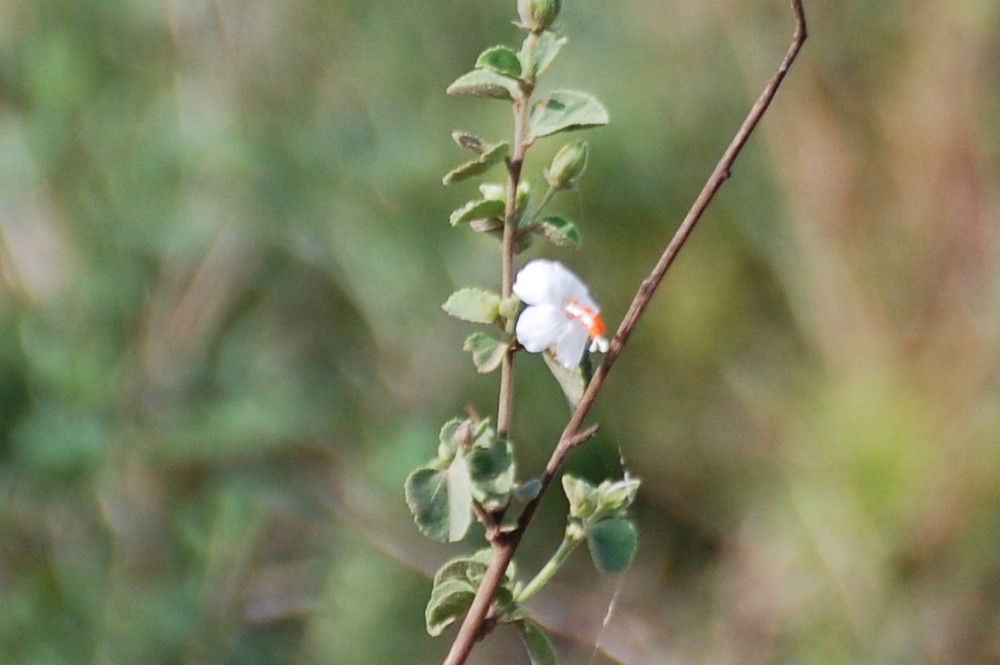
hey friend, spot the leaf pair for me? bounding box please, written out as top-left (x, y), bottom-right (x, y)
top-left (447, 76), bottom-right (609, 143)
top-left (447, 30), bottom-right (567, 100)
top-left (426, 551), bottom-right (555, 664)
top-left (405, 418), bottom-right (516, 542)
top-left (562, 474), bottom-right (641, 574)
top-left (443, 287), bottom-right (521, 374)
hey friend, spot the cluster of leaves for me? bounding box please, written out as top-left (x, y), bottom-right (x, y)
top-left (425, 550), bottom-right (555, 665)
top-left (439, 23), bottom-right (605, 383)
top-left (405, 417), bottom-right (521, 543)
top-left (561, 474), bottom-right (640, 575)
top-left (404, 1), bottom-right (639, 662)
top-left (442, 33), bottom-right (606, 257)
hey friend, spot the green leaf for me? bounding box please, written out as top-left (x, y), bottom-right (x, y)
top-left (447, 69), bottom-right (524, 100)
top-left (586, 518), bottom-right (638, 574)
top-left (443, 288), bottom-right (502, 324)
top-left (513, 477), bottom-right (543, 503)
top-left (443, 141), bottom-right (510, 185)
top-left (438, 417), bottom-right (472, 460)
top-left (542, 349), bottom-right (591, 408)
top-left (523, 31), bottom-right (568, 78)
top-left (447, 453), bottom-right (474, 541)
top-left (463, 332), bottom-right (508, 374)
top-left (433, 552), bottom-right (490, 588)
top-left (466, 547), bottom-right (517, 584)
top-left (534, 216), bottom-right (582, 248)
top-left (514, 619), bottom-right (558, 665)
top-left (469, 218), bottom-right (504, 235)
top-left (475, 45), bottom-right (523, 79)
top-left (404, 460), bottom-right (473, 543)
top-left (452, 131), bottom-right (487, 153)
top-left (529, 90), bottom-right (609, 139)
top-left (467, 435), bottom-right (515, 510)
top-left (425, 578), bottom-right (476, 636)
top-left (426, 551), bottom-right (519, 636)
top-left (449, 197), bottom-right (505, 227)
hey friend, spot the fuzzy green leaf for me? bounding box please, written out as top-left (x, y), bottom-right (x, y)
top-left (447, 454), bottom-right (474, 541)
top-left (475, 45), bottom-right (523, 79)
top-left (443, 141), bottom-right (510, 185)
top-left (586, 518), bottom-right (638, 574)
top-left (449, 198), bottom-right (505, 227)
top-left (433, 554), bottom-right (489, 588)
top-left (467, 435), bottom-right (515, 510)
top-left (522, 31), bottom-right (568, 78)
top-left (535, 215), bottom-right (582, 248)
top-left (437, 417), bottom-right (472, 460)
top-left (463, 332), bottom-right (508, 374)
top-left (529, 90), bottom-right (609, 139)
top-left (514, 619), bottom-right (558, 665)
top-left (404, 460), bottom-right (473, 543)
top-left (452, 131), bottom-right (488, 153)
top-left (542, 349), bottom-right (592, 408)
top-left (465, 547), bottom-right (517, 584)
top-left (425, 578), bottom-right (476, 636)
top-left (447, 69), bottom-right (523, 100)
top-left (443, 288), bottom-right (502, 324)
top-left (513, 477), bottom-right (543, 503)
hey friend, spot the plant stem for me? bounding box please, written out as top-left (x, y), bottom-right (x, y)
top-left (442, 3), bottom-right (808, 664)
top-left (514, 531), bottom-right (582, 604)
top-left (443, 34), bottom-right (541, 665)
top-left (497, 37), bottom-right (536, 441)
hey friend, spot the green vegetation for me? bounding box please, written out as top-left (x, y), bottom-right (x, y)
top-left (1, 1), bottom-right (998, 663)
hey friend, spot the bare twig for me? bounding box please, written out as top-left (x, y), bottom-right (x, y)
top-left (443, 3), bottom-right (807, 664)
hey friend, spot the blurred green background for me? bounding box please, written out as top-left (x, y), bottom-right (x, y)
top-left (1, 0), bottom-right (999, 663)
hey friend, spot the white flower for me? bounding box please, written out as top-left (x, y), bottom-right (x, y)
top-left (512, 259), bottom-right (610, 369)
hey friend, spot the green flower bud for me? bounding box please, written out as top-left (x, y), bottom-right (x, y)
top-left (545, 140), bottom-right (589, 190)
top-left (517, 0), bottom-right (562, 33)
top-left (596, 476), bottom-right (641, 515)
top-left (565, 520), bottom-right (586, 543)
top-left (514, 180), bottom-right (531, 215)
top-left (562, 474), bottom-right (598, 520)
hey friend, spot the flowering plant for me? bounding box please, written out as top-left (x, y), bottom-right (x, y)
top-left (514, 259), bottom-right (609, 369)
top-left (404, 1), bottom-right (808, 663)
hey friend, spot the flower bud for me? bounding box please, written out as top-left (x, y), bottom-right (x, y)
top-left (545, 140), bottom-right (589, 190)
top-left (597, 476), bottom-right (641, 515)
top-left (517, 0), bottom-right (562, 33)
top-left (562, 474), bottom-right (598, 520)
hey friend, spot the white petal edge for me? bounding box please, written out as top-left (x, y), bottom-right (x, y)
top-left (516, 305), bottom-right (569, 352)
top-left (513, 259), bottom-right (590, 307)
top-left (555, 325), bottom-right (590, 369)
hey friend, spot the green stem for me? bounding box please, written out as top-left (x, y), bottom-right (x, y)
top-left (496, 34), bottom-right (537, 441)
top-left (531, 182), bottom-right (559, 220)
top-left (514, 529), bottom-right (583, 604)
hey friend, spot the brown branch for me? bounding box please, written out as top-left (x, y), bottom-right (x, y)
top-left (442, 3), bottom-right (807, 664)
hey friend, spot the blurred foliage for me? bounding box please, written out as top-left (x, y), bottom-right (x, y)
top-left (0, 1), bottom-right (998, 664)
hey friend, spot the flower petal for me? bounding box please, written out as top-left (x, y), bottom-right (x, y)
top-left (513, 259), bottom-right (587, 307)
top-left (516, 305), bottom-right (569, 352)
top-left (555, 324), bottom-right (590, 369)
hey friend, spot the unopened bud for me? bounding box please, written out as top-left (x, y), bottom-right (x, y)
top-left (545, 140), bottom-right (589, 190)
top-left (517, 0), bottom-right (562, 33)
top-left (562, 474), bottom-right (598, 520)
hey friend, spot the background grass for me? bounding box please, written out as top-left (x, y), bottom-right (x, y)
top-left (1, 0), bottom-right (999, 663)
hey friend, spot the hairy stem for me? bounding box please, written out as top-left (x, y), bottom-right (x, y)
top-left (496, 95), bottom-right (529, 440)
top-left (514, 530), bottom-right (582, 604)
top-left (443, 34), bottom-right (541, 665)
top-left (443, 3), bottom-right (807, 664)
